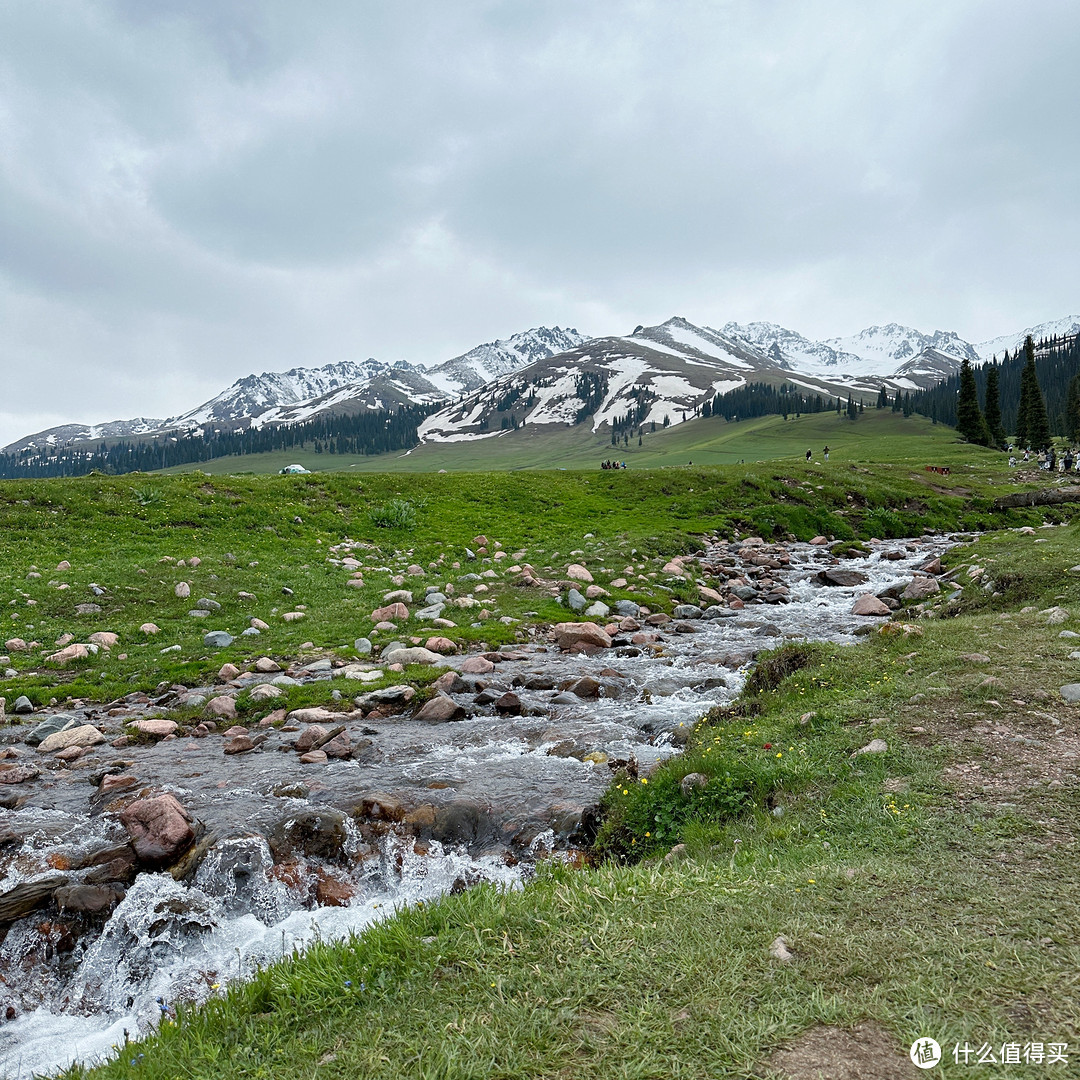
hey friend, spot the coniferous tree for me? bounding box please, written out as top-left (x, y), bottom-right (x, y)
top-left (956, 359), bottom-right (991, 445)
top-left (1066, 374), bottom-right (1080, 443)
top-left (876, 386), bottom-right (888, 409)
top-left (892, 390), bottom-right (902, 412)
top-left (846, 394), bottom-right (857, 420)
top-left (1019, 336), bottom-right (1052, 449)
top-left (983, 363), bottom-right (1006, 448)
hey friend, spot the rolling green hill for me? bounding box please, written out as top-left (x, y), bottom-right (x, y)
top-left (160, 409), bottom-right (987, 475)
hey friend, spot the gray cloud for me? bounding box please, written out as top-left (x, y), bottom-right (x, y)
top-left (0, 0), bottom-right (1077, 445)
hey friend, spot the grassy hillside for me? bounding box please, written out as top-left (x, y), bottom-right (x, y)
top-left (0, 454), bottom-right (1051, 708)
top-left (159, 409), bottom-right (984, 475)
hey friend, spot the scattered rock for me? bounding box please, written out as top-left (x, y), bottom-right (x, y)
top-left (680, 772), bottom-right (708, 797)
top-left (424, 636), bottom-right (457, 655)
top-left (851, 594), bottom-right (891, 616)
top-left (900, 577), bottom-right (940, 601)
top-left (203, 631), bottom-right (234, 648)
top-left (1043, 606), bottom-right (1070, 625)
top-left (282, 612), bottom-right (306, 623)
top-left (249, 684), bottom-right (282, 702)
top-left (415, 693), bottom-right (466, 723)
top-left (26, 714), bottom-right (79, 745)
top-left (119, 794), bottom-right (195, 867)
top-left (461, 656), bottom-right (495, 674)
top-left (566, 564), bottom-right (593, 583)
top-left (139, 623), bottom-right (161, 635)
top-left (769, 935), bottom-right (794, 963)
top-left (381, 646), bottom-right (444, 666)
top-left (206, 696), bottom-right (238, 720)
top-left (853, 738), bottom-right (888, 756)
top-left (131, 719), bottom-right (178, 738)
top-left (38, 725), bottom-right (106, 754)
top-left (371, 603), bottom-right (408, 623)
top-left (552, 622), bottom-right (611, 651)
top-left (1060, 684), bottom-right (1080, 703)
top-left (814, 569), bottom-right (869, 587)
top-left (45, 644), bottom-right (90, 667)
top-left (175, 582), bottom-right (191, 599)
top-left (87, 632), bottom-right (119, 650)
top-left (959, 653), bottom-right (992, 664)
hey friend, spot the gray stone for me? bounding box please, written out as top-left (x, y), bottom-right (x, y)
top-left (1059, 630), bottom-right (1079, 639)
top-left (271, 675), bottom-right (301, 687)
top-left (680, 772), bottom-right (708, 797)
top-left (203, 631), bottom-right (234, 648)
top-left (1060, 684), bottom-right (1080, 703)
top-left (13, 696), bottom-right (35, 715)
top-left (583, 601), bottom-right (610, 618)
top-left (355, 685), bottom-right (416, 707)
top-left (673, 604), bottom-right (704, 620)
top-left (900, 576), bottom-right (941, 601)
top-left (240, 627), bottom-right (261, 636)
top-left (853, 738), bottom-right (888, 755)
top-left (354, 637), bottom-right (373, 656)
top-left (1044, 606), bottom-right (1070, 625)
top-left (381, 646), bottom-right (444, 666)
top-left (196, 599), bottom-right (222, 611)
top-left (25, 713), bottom-right (80, 746)
top-left (188, 610), bottom-right (211, 618)
top-left (731, 585), bottom-right (758, 602)
top-left (414, 604), bottom-right (445, 621)
top-left (567, 588), bottom-right (587, 613)
top-left (424, 592), bottom-right (448, 605)
top-left (612, 600), bottom-right (640, 617)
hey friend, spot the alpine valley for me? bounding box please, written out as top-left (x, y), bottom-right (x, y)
top-left (5, 315), bottom-right (1078, 458)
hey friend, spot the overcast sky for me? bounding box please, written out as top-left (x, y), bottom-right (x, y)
top-left (1, 0), bottom-right (1078, 445)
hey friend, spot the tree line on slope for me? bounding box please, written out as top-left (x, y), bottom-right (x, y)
top-left (0, 403), bottom-right (442, 479)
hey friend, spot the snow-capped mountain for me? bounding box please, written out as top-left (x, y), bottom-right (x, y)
top-left (422, 326), bottom-right (588, 396)
top-left (975, 316), bottom-right (1080, 361)
top-left (823, 323), bottom-right (979, 374)
top-left (722, 321), bottom-right (860, 372)
top-left (419, 317), bottom-right (793, 444)
top-left (1, 418), bottom-right (166, 454)
top-left (166, 359), bottom-right (417, 428)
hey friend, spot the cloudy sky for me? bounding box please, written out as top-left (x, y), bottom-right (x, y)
top-left (1, 0), bottom-right (1078, 445)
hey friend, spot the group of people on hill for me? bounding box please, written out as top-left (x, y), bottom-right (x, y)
top-left (600, 459), bottom-right (627, 470)
top-left (1007, 447), bottom-right (1079, 472)
top-left (805, 446), bottom-right (830, 462)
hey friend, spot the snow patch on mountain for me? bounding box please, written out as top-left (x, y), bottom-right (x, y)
top-left (824, 323), bottom-right (978, 374)
top-left (975, 316), bottom-right (1080, 361)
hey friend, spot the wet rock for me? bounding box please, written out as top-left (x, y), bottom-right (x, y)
top-left (322, 732), bottom-right (352, 758)
top-left (269, 808), bottom-right (347, 862)
top-left (99, 773), bottom-right (139, 794)
top-left (38, 725), bottom-right (106, 754)
top-left (432, 801), bottom-right (495, 848)
top-left (54, 884), bottom-right (125, 914)
top-left (355, 685), bottom-right (415, 708)
top-left (223, 735), bottom-right (255, 754)
top-left (851, 594), bottom-right (890, 616)
top-left (0, 764), bottom-right (40, 785)
top-left (433, 671), bottom-right (468, 693)
top-left (13, 696), bottom-right (34, 715)
top-left (552, 622), bottom-right (611, 651)
top-left (0, 876), bottom-right (69, 927)
top-left (494, 691), bottom-right (522, 714)
top-left (218, 663), bottom-right (241, 681)
top-left (203, 631), bottom-right (234, 648)
top-left (919, 557), bottom-right (943, 574)
top-left (415, 693), bottom-right (466, 723)
top-left (299, 749), bottom-right (328, 764)
top-left (461, 656), bottom-right (495, 674)
top-left (131, 719), bottom-right (178, 738)
top-left (273, 782), bottom-right (309, 799)
top-left (25, 714), bottom-right (80, 746)
top-left (119, 794), bottom-right (196, 867)
top-left (813, 569), bottom-right (868, 587)
top-left (673, 604), bottom-right (704, 620)
top-left (315, 873), bottom-right (353, 908)
top-left (900, 577), bottom-right (940, 601)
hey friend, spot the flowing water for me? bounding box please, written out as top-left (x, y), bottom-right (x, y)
top-left (0, 534), bottom-right (958, 1077)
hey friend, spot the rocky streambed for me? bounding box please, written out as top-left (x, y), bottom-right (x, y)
top-left (0, 532), bottom-right (958, 1077)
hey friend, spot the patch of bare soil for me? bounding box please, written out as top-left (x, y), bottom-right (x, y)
top-left (759, 1022), bottom-right (920, 1080)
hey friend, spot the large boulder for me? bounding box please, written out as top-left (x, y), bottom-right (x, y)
top-left (37, 724), bottom-right (106, 754)
top-left (45, 644), bottom-right (90, 667)
top-left (415, 693), bottom-right (467, 723)
top-left (370, 603), bottom-right (409, 622)
top-left (851, 594), bottom-right (891, 617)
top-left (814, 569), bottom-right (869, 587)
top-left (119, 794), bottom-right (196, 867)
top-left (900, 576), bottom-right (941, 601)
top-left (553, 622), bottom-right (611, 651)
top-left (25, 714), bottom-right (80, 747)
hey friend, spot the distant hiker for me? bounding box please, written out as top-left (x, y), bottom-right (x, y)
top-left (823, 445), bottom-right (830, 461)
top-left (1009, 455), bottom-right (1017, 468)
top-left (805, 448), bottom-right (812, 462)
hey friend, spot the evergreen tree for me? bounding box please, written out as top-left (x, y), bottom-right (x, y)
top-left (1019, 336), bottom-right (1052, 449)
top-left (1066, 373), bottom-right (1080, 442)
top-left (956, 359), bottom-right (991, 445)
top-left (983, 363), bottom-right (1006, 448)
top-left (892, 390), bottom-right (902, 412)
top-left (876, 386), bottom-right (888, 409)
top-left (846, 394), bottom-right (857, 420)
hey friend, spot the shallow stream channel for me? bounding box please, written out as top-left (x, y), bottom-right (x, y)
top-left (0, 533), bottom-right (959, 1077)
